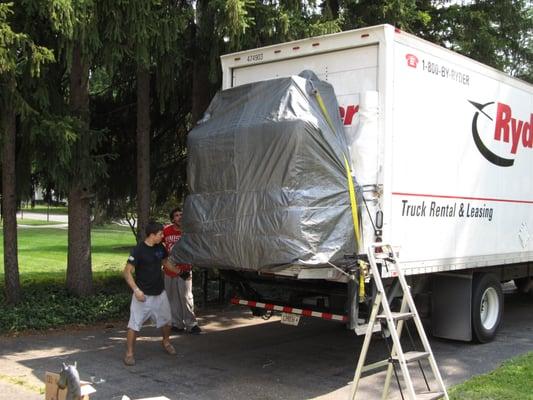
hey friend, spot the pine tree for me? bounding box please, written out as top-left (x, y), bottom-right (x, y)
top-left (427, 0), bottom-right (532, 82)
top-left (63, 0), bottom-right (106, 296)
top-left (99, 0), bottom-right (190, 239)
top-left (0, 2), bottom-right (55, 303)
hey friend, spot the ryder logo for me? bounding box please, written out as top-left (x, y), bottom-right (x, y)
top-left (405, 54), bottom-right (419, 68)
top-left (339, 104), bottom-right (359, 126)
top-left (469, 100), bottom-right (533, 167)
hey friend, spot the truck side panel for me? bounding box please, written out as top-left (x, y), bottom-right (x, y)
top-left (230, 46), bottom-right (379, 145)
top-left (389, 38), bottom-right (533, 276)
top-left (222, 26), bottom-right (533, 277)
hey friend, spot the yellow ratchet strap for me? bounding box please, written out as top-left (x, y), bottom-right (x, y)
top-left (357, 260), bottom-right (367, 302)
top-left (343, 155), bottom-right (362, 250)
top-left (359, 273), bottom-right (366, 301)
top-left (314, 90), bottom-right (336, 133)
top-left (313, 89), bottom-right (362, 250)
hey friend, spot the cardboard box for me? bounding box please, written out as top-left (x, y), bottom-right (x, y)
top-left (45, 371), bottom-right (96, 400)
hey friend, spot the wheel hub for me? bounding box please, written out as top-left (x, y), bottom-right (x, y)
top-left (480, 287), bottom-right (499, 330)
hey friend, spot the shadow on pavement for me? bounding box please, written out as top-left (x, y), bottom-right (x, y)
top-left (0, 293), bottom-right (531, 399)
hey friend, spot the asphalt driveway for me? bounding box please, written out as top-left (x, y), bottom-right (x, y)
top-left (0, 290), bottom-right (531, 400)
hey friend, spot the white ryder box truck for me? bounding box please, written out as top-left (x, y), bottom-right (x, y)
top-left (219, 24), bottom-right (533, 342)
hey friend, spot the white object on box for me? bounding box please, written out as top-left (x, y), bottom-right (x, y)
top-left (45, 372), bottom-right (96, 400)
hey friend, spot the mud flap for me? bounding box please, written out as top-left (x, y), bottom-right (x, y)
top-left (431, 272), bottom-right (473, 341)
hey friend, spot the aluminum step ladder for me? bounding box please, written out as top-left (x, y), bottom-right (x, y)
top-left (350, 244), bottom-right (449, 400)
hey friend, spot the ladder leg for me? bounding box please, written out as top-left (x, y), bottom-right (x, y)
top-left (391, 250), bottom-right (449, 400)
top-left (405, 323), bottom-right (431, 391)
top-left (413, 314), bottom-right (450, 400)
top-left (350, 293), bottom-right (383, 400)
top-left (381, 364), bottom-right (395, 400)
top-left (410, 311), bottom-right (449, 399)
top-left (352, 244), bottom-right (449, 400)
top-left (381, 295), bottom-right (409, 400)
top-left (379, 290), bottom-right (417, 399)
top-left (381, 333), bottom-right (404, 400)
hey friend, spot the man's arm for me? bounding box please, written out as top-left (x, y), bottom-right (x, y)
top-left (123, 263), bottom-right (146, 302)
top-left (163, 258), bottom-right (181, 275)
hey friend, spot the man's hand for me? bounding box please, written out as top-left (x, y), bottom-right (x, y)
top-left (164, 259), bottom-right (182, 275)
top-left (134, 288), bottom-right (146, 302)
top-left (124, 262), bottom-right (146, 301)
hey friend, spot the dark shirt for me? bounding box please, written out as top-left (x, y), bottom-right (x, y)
top-left (127, 242), bottom-right (168, 295)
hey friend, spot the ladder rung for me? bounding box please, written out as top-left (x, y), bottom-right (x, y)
top-left (361, 359), bottom-right (389, 373)
top-left (416, 391), bottom-right (445, 400)
top-left (376, 312), bottom-right (413, 321)
top-left (390, 351), bottom-right (429, 364)
top-left (354, 322), bottom-right (381, 336)
top-left (374, 252), bottom-right (389, 259)
top-left (374, 253), bottom-right (396, 262)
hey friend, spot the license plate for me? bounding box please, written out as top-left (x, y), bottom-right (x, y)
top-left (281, 312), bottom-right (300, 326)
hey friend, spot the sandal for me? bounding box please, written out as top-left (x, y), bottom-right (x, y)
top-left (123, 354), bottom-right (135, 366)
top-left (162, 341), bottom-right (176, 355)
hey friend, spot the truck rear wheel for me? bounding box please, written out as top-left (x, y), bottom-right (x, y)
top-left (472, 273), bottom-right (503, 343)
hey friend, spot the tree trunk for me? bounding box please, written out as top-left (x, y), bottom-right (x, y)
top-left (2, 97), bottom-right (21, 304)
top-left (67, 185), bottom-right (92, 295)
top-left (327, 0), bottom-right (339, 18)
top-left (66, 46), bottom-right (93, 296)
top-left (191, 58), bottom-right (210, 125)
top-left (136, 64), bottom-right (151, 242)
top-left (191, 0), bottom-right (213, 125)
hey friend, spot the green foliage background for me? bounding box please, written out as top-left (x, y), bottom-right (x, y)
top-left (0, 278), bottom-right (130, 333)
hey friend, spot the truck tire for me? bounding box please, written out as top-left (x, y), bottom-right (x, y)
top-left (472, 273), bottom-right (503, 343)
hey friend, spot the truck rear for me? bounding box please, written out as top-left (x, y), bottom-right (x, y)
top-left (199, 24), bottom-right (533, 341)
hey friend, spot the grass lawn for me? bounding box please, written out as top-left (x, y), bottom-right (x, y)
top-left (0, 225), bottom-right (135, 282)
top-left (0, 225), bottom-right (136, 333)
top-left (15, 219), bottom-right (64, 226)
top-left (449, 352), bottom-right (533, 400)
top-left (18, 205), bottom-right (68, 215)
